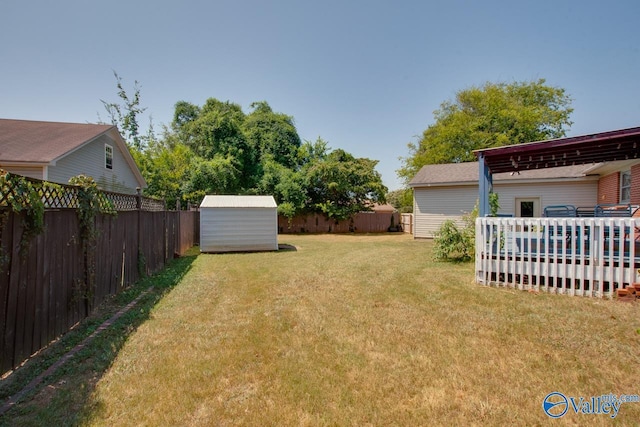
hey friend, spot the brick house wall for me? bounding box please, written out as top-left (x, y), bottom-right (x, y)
top-left (632, 164), bottom-right (640, 217)
top-left (631, 164), bottom-right (640, 206)
top-left (597, 172), bottom-right (619, 204)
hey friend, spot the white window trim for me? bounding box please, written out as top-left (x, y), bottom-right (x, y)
top-left (105, 144), bottom-right (113, 170)
top-left (620, 170), bottom-right (631, 203)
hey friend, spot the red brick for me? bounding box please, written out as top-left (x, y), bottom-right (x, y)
top-left (597, 172), bottom-right (619, 204)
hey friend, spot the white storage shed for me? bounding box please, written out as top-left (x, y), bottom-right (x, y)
top-left (199, 195), bottom-right (278, 253)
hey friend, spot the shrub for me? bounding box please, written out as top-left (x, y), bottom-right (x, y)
top-left (432, 192), bottom-right (498, 262)
top-left (432, 219), bottom-right (474, 261)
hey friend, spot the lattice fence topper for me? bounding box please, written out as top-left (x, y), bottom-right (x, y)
top-left (0, 171), bottom-right (165, 212)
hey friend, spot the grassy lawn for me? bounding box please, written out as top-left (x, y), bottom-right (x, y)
top-left (3, 234), bottom-right (640, 425)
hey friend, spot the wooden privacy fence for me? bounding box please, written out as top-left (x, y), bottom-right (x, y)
top-left (278, 212), bottom-right (401, 233)
top-left (401, 213), bottom-right (413, 234)
top-left (0, 175), bottom-right (199, 374)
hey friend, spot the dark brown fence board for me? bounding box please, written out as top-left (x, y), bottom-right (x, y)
top-left (24, 240), bottom-right (37, 357)
top-left (0, 212), bottom-right (14, 372)
top-left (0, 205), bottom-right (199, 373)
top-left (278, 212), bottom-right (400, 234)
top-left (37, 228), bottom-right (49, 352)
top-left (5, 218), bottom-right (23, 371)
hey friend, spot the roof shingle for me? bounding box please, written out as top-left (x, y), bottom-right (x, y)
top-left (0, 119), bottom-right (113, 163)
top-left (409, 161), bottom-right (599, 186)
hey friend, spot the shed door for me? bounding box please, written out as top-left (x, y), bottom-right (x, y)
top-left (515, 197), bottom-right (541, 218)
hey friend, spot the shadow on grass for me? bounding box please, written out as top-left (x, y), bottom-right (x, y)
top-left (0, 248), bottom-right (199, 427)
top-left (278, 243), bottom-right (297, 251)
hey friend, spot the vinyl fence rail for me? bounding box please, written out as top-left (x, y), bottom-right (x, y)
top-left (475, 217), bottom-right (640, 298)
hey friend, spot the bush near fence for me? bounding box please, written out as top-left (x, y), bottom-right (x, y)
top-left (278, 212), bottom-right (401, 234)
top-left (0, 174), bottom-right (199, 374)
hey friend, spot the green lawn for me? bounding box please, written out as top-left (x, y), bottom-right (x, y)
top-left (2, 234), bottom-right (639, 426)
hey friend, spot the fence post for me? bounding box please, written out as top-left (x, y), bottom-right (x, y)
top-left (136, 187), bottom-right (142, 279)
top-left (136, 187), bottom-right (142, 210)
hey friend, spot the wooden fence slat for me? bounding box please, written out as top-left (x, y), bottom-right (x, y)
top-left (278, 212), bottom-right (400, 234)
top-left (0, 212), bottom-right (14, 373)
top-left (0, 208), bottom-right (199, 374)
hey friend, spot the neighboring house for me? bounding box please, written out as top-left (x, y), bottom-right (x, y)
top-left (0, 119), bottom-right (146, 194)
top-left (408, 160), bottom-right (640, 238)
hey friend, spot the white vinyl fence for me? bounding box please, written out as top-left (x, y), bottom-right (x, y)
top-left (475, 217), bottom-right (640, 298)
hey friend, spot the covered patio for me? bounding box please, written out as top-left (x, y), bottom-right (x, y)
top-left (474, 127), bottom-right (640, 298)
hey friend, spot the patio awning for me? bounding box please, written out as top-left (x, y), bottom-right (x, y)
top-left (473, 126), bottom-right (640, 216)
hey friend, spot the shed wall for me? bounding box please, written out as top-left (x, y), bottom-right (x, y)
top-left (200, 207), bottom-right (278, 252)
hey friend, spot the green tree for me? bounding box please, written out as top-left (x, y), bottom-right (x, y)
top-left (398, 79), bottom-right (573, 183)
top-left (171, 98), bottom-right (257, 191)
top-left (306, 148), bottom-right (387, 221)
top-left (243, 101), bottom-right (302, 169)
top-left (138, 139), bottom-right (193, 208)
top-left (100, 71), bottom-right (150, 151)
top-left (256, 156), bottom-right (307, 218)
top-left (386, 188), bottom-right (413, 213)
top-left (181, 155), bottom-right (243, 205)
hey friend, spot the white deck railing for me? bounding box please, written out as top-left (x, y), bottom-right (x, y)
top-left (475, 217), bottom-right (640, 298)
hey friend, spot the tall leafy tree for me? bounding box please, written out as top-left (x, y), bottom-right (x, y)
top-left (138, 139), bottom-right (193, 208)
top-left (386, 188), bottom-right (413, 213)
top-left (398, 79), bottom-right (573, 183)
top-left (306, 148), bottom-right (387, 221)
top-left (100, 71), bottom-right (150, 151)
top-left (172, 98), bottom-right (257, 191)
top-left (242, 101), bottom-right (302, 169)
top-left (181, 155), bottom-right (243, 204)
top-left (256, 156), bottom-right (307, 218)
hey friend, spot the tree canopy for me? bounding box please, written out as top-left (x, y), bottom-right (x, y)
top-left (398, 79), bottom-right (573, 183)
top-left (102, 82), bottom-right (387, 219)
top-left (306, 148), bottom-right (387, 221)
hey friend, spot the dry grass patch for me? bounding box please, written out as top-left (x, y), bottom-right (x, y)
top-left (80, 234), bottom-right (639, 426)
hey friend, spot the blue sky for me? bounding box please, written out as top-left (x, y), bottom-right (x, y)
top-left (1, 1), bottom-right (639, 190)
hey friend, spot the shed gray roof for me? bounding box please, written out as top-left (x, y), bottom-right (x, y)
top-left (409, 161), bottom-right (600, 187)
top-left (200, 195), bottom-right (277, 208)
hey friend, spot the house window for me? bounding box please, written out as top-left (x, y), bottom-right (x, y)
top-left (620, 170), bottom-right (631, 203)
top-left (515, 197), bottom-right (541, 218)
top-left (105, 144), bottom-right (113, 170)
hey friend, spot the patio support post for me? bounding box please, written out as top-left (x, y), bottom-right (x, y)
top-left (478, 153), bottom-right (493, 217)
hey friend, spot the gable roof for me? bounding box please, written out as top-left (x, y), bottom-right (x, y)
top-left (200, 195), bottom-right (277, 209)
top-left (0, 118), bottom-right (145, 187)
top-left (409, 161), bottom-right (599, 187)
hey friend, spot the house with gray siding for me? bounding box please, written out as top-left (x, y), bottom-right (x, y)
top-left (0, 119), bottom-right (145, 194)
top-left (409, 162), bottom-right (605, 238)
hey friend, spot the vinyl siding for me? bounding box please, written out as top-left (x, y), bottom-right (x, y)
top-left (0, 165), bottom-right (44, 180)
top-left (493, 181), bottom-right (598, 215)
top-left (413, 180), bottom-right (598, 238)
top-left (413, 186), bottom-right (477, 238)
top-left (200, 207), bottom-right (278, 252)
top-left (48, 134), bottom-right (140, 194)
